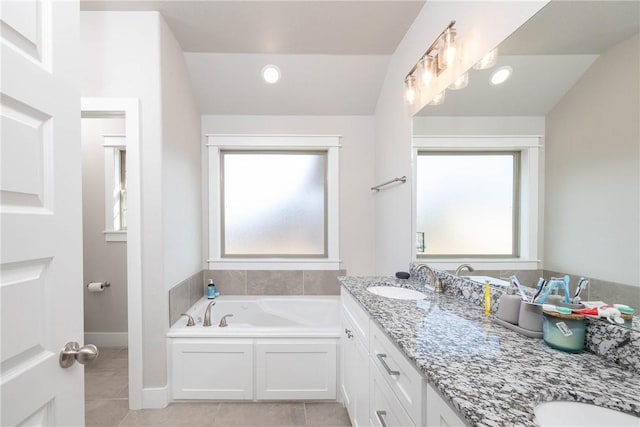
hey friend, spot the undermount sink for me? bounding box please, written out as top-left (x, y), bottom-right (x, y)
top-left (535, 401), bottom-right (640, 427)
top-left (367, 286), bottom-right (427, 300)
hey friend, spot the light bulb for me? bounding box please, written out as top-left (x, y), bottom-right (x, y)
top-left (419, 56), bottom-right (435, 88)
top-left (490, 66), bottom-right (512, 85)
top-left (404, 76), bottom-right (417, 105)
top-left (473, 48), bottom-right (498, 70)
top-left (429, 90), bottom-right (446, 106)
top-left (438, 28), bottom-right (456, 70)
top-left (449, 72), bottom-right (469, 90)
top-left (262, 65), bottom-right (281, 84)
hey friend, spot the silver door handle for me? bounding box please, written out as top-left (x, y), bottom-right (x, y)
top-left (59, 341), bottom-right (99, 368)
top-left (376, 353), bottom-right (400, 376)
top-left (376, 410), bottom-right (388, 427)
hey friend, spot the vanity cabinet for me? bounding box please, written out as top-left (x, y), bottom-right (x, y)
top-left (341, 288), bottom-right (466, 427)
top-left (341, 291), bottom-right (370, 427)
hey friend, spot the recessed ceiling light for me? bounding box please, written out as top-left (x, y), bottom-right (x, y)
top-left (490, 66), bottom-right (512, 85)
top-left (262, 65), bottom-right (281, 84)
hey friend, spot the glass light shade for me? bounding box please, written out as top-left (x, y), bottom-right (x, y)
top-left (404, 76), bottom-right (417, 105)
top-left (473, 48), bottom-right (498, 70)
top-left (262, 64), bottom-right (281, 83)
top-left (419, 56), bottom-right (435, 88)
top-left (491, 66), bottom-right (512, 85)
top-left (449, 72), bottom-right (469, 90)
top-left (429, 90), bottom-right (446, 106)
top-left (437, 28), bottom-right (456, 70)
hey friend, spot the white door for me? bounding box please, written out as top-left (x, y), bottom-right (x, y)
top-left (1, 1), bottom-right (86, 425)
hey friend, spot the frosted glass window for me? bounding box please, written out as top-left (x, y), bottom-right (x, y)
top-left (221, 151), bottom-right (327, 257)
top-left (416, 152), bottom-right (519, 257)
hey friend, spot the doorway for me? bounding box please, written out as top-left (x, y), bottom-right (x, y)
top-left (80, 98), bottom-right (143, 416)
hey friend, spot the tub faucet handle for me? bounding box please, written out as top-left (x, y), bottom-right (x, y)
top-left (219, 314), bottom-right (234, 327)
top-left (180, 313), bottom-right (195, 327)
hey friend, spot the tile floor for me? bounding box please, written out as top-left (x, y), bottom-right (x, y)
top-left (85, 347), bottom-right (352, 426)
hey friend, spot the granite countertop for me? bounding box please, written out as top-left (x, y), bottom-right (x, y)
top-left (339, 276), bottom-right (640, 427)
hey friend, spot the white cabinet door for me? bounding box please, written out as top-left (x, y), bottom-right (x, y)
top-left (170, 339), bottom-right (254, 400)
top-left (426, 383), bottom-right (466, 427)
top-left (342, 311), bottom-right (370, 427)
top-left (256, 339), bottom-right (337, 400)
top-left (1, 1), bottom-right (84, 425)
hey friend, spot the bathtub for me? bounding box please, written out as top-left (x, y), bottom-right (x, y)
top-left (167, 295), bottom-right (341, 401)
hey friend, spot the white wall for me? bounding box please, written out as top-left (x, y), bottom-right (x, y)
top-left (545, 34), bottom-right (639, 286)
top-left (201, 115), bottom-right (376, 275)
top-left (82, 11), bottom-right (202, 394)
top-left (81, 117), bottom-right (128, 342)
top-left (81, 11), bottom-right (166, 389)
top-left (160, 18), bottom-right (202, 290)
top-left (412, 116), bottom-right (545, 136)
top-left (373, 2), bottom-right (548, 275)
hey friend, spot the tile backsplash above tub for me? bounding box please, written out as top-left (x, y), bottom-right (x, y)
top-left (203, 269), bottom-right (347, 296)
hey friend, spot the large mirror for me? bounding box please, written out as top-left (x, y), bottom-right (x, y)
top-left (412, 1), bottom-right (639, 330)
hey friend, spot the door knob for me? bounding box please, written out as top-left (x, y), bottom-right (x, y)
top-left (59, 341), bottom-right (99, 368)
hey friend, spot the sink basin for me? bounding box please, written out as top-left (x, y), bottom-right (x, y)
top-left (535, 401), bottom-right (640, 426)
top-left (463, 275), bottom-right (510, 287)
top-left (367, 286), bottom-right (427, 300)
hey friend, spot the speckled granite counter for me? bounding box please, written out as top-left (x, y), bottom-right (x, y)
top-left (339, 276), bottom-right (640, 427)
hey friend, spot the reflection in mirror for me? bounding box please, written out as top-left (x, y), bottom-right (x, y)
top-left (411, 1), bottom-right (639, 330)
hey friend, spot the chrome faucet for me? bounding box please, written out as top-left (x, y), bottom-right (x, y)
top-left (203, 301), bottom-right (216, 327)
top-left (414, 263), bottom-right (444, 293)
top-left (455, 264), bottom-right (474, 276)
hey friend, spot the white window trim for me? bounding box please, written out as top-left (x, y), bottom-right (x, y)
top-left (412, 135), bottom-right (543, 270)
top-left (103, 135), bottom-right (127, 242)
top-left (206, 134), bottom-right (341, 270)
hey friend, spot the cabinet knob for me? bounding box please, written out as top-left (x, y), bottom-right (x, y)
top-left (344, 328), bottom-right (354, 339)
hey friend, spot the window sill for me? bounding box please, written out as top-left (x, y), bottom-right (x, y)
top-left (414, 258), bottom-right (540, 271)
top-left (104, 230), bottom-right (127, 242)
top-left (207, 258), bottom-right (341, 270)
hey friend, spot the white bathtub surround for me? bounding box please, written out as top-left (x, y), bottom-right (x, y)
top-left (168, 296), bottom-right (340, 401)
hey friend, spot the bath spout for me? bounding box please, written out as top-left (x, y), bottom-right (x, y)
top-left (203, 301), bottom-right (216, 327)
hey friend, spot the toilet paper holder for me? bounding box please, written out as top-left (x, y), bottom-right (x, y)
top-left (86, 281), bottom-right (111, 288)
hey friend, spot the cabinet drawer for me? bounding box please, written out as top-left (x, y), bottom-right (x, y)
top-left (370, 358), bottom-right (415, 427)
top-left (341, 288), bottom-right (369, 343)
top-left (370, 322), bottom-right (423, 425)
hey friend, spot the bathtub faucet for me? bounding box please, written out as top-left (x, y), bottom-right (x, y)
top-left (203, 301), bottom-right (216, 327)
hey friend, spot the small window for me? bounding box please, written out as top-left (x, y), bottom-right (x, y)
top-left (115, 148), bottom-right (127, 231)
top-left (221, 150), bottom-right (327, 258)
top-left (416, 151), bottom-right (520, 257)
top-left (103, 135), bottom-right (127, 241)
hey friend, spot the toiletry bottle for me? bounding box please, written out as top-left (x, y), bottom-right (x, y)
top-left (207, 279), bottom-right (216, 299)
top-left (484, 280), bottom-right (492, 315)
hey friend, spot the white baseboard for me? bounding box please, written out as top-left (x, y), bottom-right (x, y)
top-left (85, 332), bottom-right (128, 347)
top-left (142, 386), bottom-right (169, 409)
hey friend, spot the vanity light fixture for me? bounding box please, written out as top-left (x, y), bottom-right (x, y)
top-left (473, 48), bottom-right (499, 70)
top-left (404, 75), bottom-right (417, 105)
top-left (449, 72), bottom-right (469, 90)
top-left (404, 21), bottom-right (458, 106)
top-left (491, 66), bottom-right (512, 85)
top-left (262, 64), bottom-right (281, 84)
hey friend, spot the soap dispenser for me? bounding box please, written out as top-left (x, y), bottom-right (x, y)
top-left (207, 279), bottom-right (216, 299)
